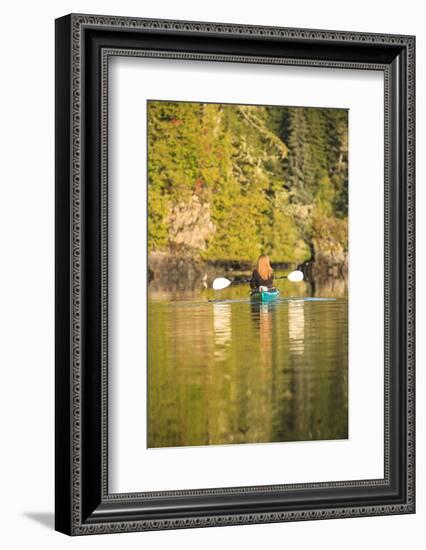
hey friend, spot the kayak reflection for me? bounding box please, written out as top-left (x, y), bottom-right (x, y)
top-left (147, 288), bottom-right (348, 448)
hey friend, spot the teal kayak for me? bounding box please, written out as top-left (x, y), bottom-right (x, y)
top-left (250, 288), bottom-right (280, 303)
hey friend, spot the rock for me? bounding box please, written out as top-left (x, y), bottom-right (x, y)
top-left (167, 195), bottom-right (215, 251)
top-left (299, 215), bottom-right (348, 284)
top-left (148, 251), bottom-right (218, 292)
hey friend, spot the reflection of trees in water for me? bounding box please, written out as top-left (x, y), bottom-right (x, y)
top-left (147, 303), bottom-right (214, 448)
top-left (210, 302), bottom-right (275, 445)
top-left (281, 300), bottom-right (310, 441)
top-left (148, 296), bottom-right (348, 448)
top-left (283, 300), bottom-right (348, 442)
top-left (271, 298), bottom-right (348, 444)
top-left (312, 277), bottom-right (348, 298)
top-left (247, 304), bottom-right (274, 442)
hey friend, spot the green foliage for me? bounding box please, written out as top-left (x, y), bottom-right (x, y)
top-left (316, 175), bottom-right (335, 217)
top-left (147, 101), bottom-right (348, 265)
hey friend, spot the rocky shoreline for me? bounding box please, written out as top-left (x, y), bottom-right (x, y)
top-left (148, 250), bottom-right (347, 293)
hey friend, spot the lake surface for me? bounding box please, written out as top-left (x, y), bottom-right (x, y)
top-left (147, 278), bottom-right (348, 448)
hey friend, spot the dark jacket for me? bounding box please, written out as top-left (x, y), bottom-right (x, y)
top-left (250, 269), bottom-right (274, 289)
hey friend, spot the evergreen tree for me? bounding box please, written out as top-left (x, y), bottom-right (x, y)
top-left (147, 101), bottom-right (348, 267)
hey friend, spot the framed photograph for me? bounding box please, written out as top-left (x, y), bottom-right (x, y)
top-left (55, 14), bottom-right (415, 535)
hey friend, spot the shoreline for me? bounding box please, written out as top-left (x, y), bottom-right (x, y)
top-left (148, 251), bottom-right (347, 293)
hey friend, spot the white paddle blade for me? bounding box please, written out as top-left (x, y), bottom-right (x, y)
top-left (212, 277), bottom-right (231, 290)
top-left (287, 270), bottom-right (304, 282)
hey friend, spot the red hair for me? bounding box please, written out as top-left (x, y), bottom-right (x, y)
top-left (257, 254), bottom-right (273, 280)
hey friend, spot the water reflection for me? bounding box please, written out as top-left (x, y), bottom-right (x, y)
top-left (147, 281), bottom-right (348, 448)
top-left (213, 303), bottom-right (232, 361)
top-left (288, 300), bottom-right (305, 355)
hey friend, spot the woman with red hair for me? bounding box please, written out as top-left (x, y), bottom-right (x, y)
top-left (250, 254), bottom-right (274, 290)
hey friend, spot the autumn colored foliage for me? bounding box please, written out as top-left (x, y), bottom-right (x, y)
top-left (147, 100), bottom-right (348, 266)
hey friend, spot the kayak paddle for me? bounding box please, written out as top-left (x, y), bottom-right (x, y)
top-left (212, 270), bottom-right (304, 290)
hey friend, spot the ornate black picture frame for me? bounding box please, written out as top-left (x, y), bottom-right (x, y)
top-left (55, 13), bottom-right (415, 535)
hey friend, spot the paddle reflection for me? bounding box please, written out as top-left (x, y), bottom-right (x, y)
top-left (213, 303), bottom-right (232, 361)
top-left (288, 300), bottom-right (305, 355)
top-left (148, 290), bottom-right (348, 448)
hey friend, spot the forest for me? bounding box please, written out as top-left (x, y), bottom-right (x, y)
top-left (147, 100), bottom-right (348, 278)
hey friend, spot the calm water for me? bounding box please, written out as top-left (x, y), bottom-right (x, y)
top-left (148, 278), bottom-right (348, 448)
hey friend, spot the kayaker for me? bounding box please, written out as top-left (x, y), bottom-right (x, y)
top-left (250, 254), bottom-right (275, 290)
